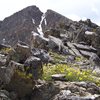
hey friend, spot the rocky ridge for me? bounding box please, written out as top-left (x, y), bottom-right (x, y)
top-left (0, 5), bottom-right (100, 100)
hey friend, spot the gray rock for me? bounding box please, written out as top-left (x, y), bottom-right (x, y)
top-left (51, 74), bottom-right (66, 81)
top-left (85, 31), bottom-right (97, 45)
top-left (48, 36), bottom-right (63, 52)
top-left (0, 90), bottom-right (11, 100)
top-left (80, 50), bottom-right (93, 58)
top-left (31, 34), bottom-right (49, 49)
top-left (13, 41), bottom-right (31, 63)
top-left (0, 44), bottom-right (11, 50)
top-left (31, 48), bottom-right (52, 64)
top-left (31, 81), bottom-right (60, 100)
top-left (4, 60), bottom-right (35, 98)
top-left (8, 61), bottom-right (23, 84)
top-left (89, 53), bottom-right (100, 68)
top-left (24, 56), bottom-right (43, 80)
top-left (73, 43), bottom-right (97, 53)
top-left (44, 28), bottom-right (60, 38)
top-left (0, 6), bottom-right (43, 45)
top-left (0, 60), bottom-right (24, 84)
top-left (0, 54), bottom-right (7, 66)
top-left (67, 42), bottom-right (82, 57)
top-left (9, 92), bottom-right (18, 100)
top-left (65, 55), bottom-right (75, 63)
top-left (62, 46), bottom-right (71, 55)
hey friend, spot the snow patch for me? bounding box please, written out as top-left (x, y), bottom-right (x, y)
top-left (37, 14), bottom-right (45, 36)
top-left (37, 13), bottom-right (47, 36)
top-left (44, 18), bottom-right (47, 25)
top-left (85, 31), bottom-right (95, 35)
top-left (32, 13), bottom-right (47, 37)
top-left (32, 19), bottom-right (35, 24)
top-left (2, 38), bottom-right (6, 44)
top-left (31, 31), bottom-right (39, 36)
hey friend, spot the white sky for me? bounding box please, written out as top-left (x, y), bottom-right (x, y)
top-left (0, 0), bottom-right (100, 25)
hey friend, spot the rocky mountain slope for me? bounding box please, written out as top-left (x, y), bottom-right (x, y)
top-left (0, 5), bottom-right (100, 100)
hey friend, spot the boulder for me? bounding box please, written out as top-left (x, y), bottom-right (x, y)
top-left (24, 56), bottom-right (43, 80)
top-left (84, 19), bottom-right (98, 28)
top-left (31, 34), bottom-right (49, 50)
top-left (73, 43), bottom-right (97, 53)
top-left (12, 41), bottom-right (31, 63)
top-left (67, 42), bottom-right (82, 57)
top-left (60, 31), bottom-right (73, 42)
top-left (0, 44), bottom-right (11, 50)
top-left (51, 74), bottom-right (66, 81)
top-left (89, 53), bottom-right (100, 68)
top-left (85, 31), bottom-right (97, 45)
top-left (0, 60), bottom-right (35, 98)
top-left (31, 81), bottom-right (60, 100)
top-left (31, 48), bottom-right (52, 64)
top-left (65, 55), bottom-right (75, 63)
top-left (48, 36), bottom-right (63, 52)
top-left (0, 90), bottom-right (11, 100)
top-left (44, 28), bottom-right (60, 38)
top-left (79, 50), bottom-right (93, 58)
top-left (3, 61), bottom-right (35, 98)
top-left (0, 61), bottom-right (24, 84)
top-left (61, 46), bottom-right (71, 55)
top-left (0, 54), bottom-right (7, 66)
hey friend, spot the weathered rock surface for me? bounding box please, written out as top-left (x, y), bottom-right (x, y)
top-left (0, 6), bottom-right (43, 45)
top-left (0, 5), bottom-right (100, 100)
top-left (31, 34), bottom-right (49, 49)
top-left (48, 36), bottom-right (63, 52)
top-left (24, 56), bottom-right (43, 80)
top-left (31, 48), bottom-right (52, 64)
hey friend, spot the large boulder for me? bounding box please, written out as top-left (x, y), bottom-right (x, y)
top-left (11, 41), bottom-right (31, 63)
top-left (30, 33), bottom-right (49, 50)
top-left (31, 80), bottom-right (60, 100)
top-left (85, 31), bottom-right (97, 45)
top-left (0, 44), bottom-right (11, 50)
top-left (1, 61), bottom-right (35, 98)
top-left (66, 42), bottom-right (82, 57)
top-left (0, 61), bottom-right (24, 84)
top-left (89, 53), bottom-right (100, 68)
top-left (48, 36), bottom-right (63, 52)
top-left (0, 90), bottom-right (11, 100)
top-left (31, 48), bottom-right (52, 64)
top-left (24, 56), bottom-right (43, 80)
top-left (44, 28), bottom-right (60, 38)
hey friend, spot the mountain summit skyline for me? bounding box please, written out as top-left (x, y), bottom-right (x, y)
top-left (0, 5), bottom-right (98, 46)
top-left (0, 0), bottom-right (100, 25)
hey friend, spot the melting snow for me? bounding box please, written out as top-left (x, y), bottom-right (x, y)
top-left (32, 13), bottom-right (47, 37)
top-left (85, 31), bottom-right (95, 35)
top-left (31, 31), bottom-right (39, 36)
top-left (32, 19), bottom-right (35, 24)
top-left (37, 13), bottom-right (46, 36)
top-left (44, 18), bottom-right (47, 26)
top-left (2, 38), bottom-right (6, 44)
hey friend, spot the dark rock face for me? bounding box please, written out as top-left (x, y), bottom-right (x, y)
top-left (24, 56), bottom-right (43, 80)
top-left (43, 10), bottom-right (73, 31)
top-left (0, 6), bottom-right (74, 46)
top-left (0, 5), bottom-right (100, 100)
top-left (0, 6), bottom-right (43, 45)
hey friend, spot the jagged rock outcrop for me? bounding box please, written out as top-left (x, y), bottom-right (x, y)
top-left (0, 5), bottom-right (100, 100)
top-left (0, 6), bottom-right (43, 45)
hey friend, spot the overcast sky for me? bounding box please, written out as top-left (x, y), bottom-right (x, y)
top-left (0, 0), bottom-right (100, 25)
